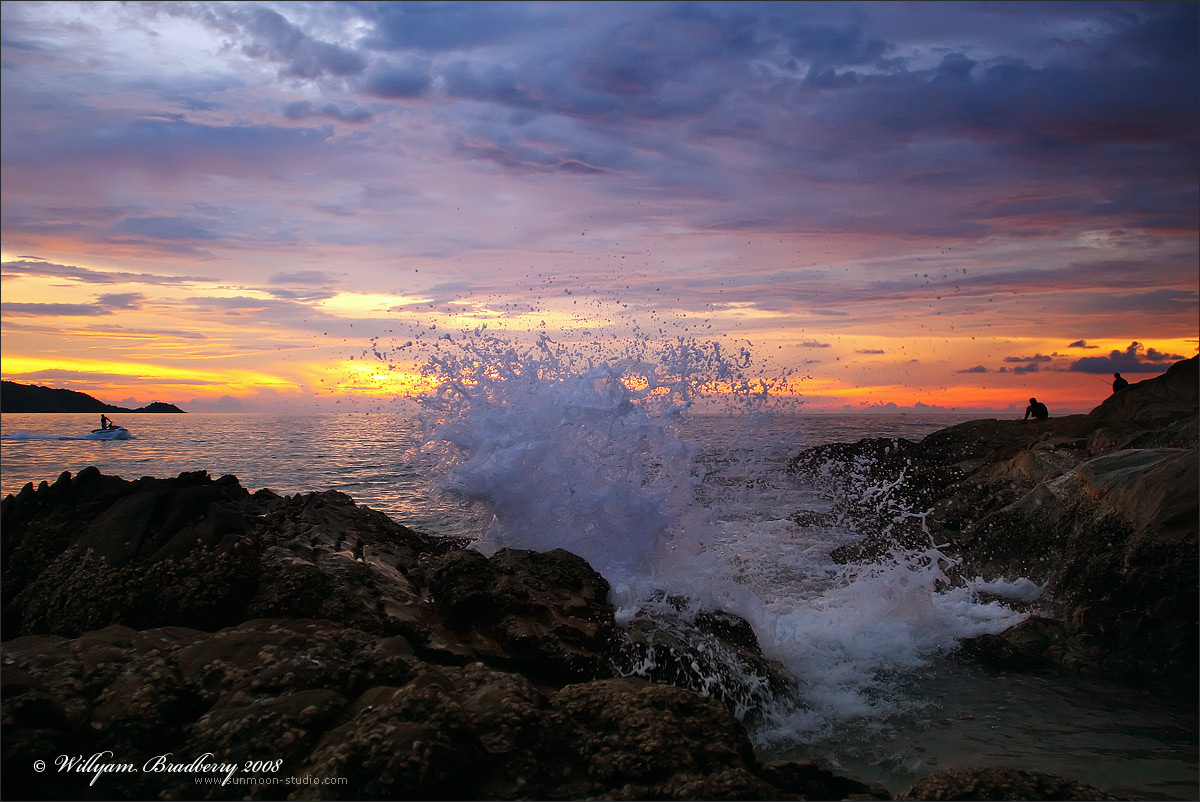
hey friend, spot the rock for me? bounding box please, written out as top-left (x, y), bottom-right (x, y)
top-left (898, 765), bottom-right (1117, 800)
top-left (1089, 355), bottom-right (1198, 428)
top-left (3, 471), bottom-right (260, 636)
top-left (2, 467), bottom-right (825, 800)
top-left (789, 357), bottom-right (1198, 688)
top-left (612, 596), bottom-right (796, 724)
top-left (758, 760), bottom-right (890, 800)
top-left (422, 546), bottom-right (618, 683)
top-left (2, 621), bottom-right (875, 801)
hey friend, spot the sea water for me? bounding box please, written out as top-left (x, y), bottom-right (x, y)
top-left (2, 347), bottom-right (1196, 798)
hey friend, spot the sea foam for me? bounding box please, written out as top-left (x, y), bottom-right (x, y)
top-left (407, 328), bottom-right (1030, 743)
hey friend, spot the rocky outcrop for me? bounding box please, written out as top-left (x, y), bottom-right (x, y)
top-left (788, 357), bottom-right (1199, 688)
top-left (897, 766), bottom-right (1117, 801)
top-left (3, 466), bottom-right (892, 801)
top-left (4, 619), bottom-right (888, 801)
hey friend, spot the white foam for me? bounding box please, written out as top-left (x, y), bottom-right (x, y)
top-left (410, 329), bottom-right (1033, 743)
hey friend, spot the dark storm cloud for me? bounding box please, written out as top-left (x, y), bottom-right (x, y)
top-left (1068, 342), bottom-right (1189, 374)
top-left (1, 1), bottom-right (1195, 340)
top-left (417, 3), bottom-right (1195, 240)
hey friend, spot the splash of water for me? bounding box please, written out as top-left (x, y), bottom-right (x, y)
top-left (406, 328), bottom-right (1030, 742)
top-left (412, 330), bottom-right (773, 579)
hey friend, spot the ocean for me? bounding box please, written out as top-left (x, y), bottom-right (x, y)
top-left (2, 403), bottom-right (1196, 799)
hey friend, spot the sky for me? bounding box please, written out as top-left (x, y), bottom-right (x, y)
top-left (2, 1), bottom-right (1197, 414)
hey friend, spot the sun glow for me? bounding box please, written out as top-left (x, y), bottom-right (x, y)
top-left (320, 360), bottom-right (440, 397)
top-left (0, 356), bottom-right (300, 395)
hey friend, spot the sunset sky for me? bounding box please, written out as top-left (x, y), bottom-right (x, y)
top-left (2, 1), bottom-right (1196, 413)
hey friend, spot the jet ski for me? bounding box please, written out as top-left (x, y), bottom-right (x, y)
top-left (88, 426), bottom-right (131, 440)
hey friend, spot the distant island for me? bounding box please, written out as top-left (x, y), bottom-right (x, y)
top-left (0, 381), bottom-right (185, 414)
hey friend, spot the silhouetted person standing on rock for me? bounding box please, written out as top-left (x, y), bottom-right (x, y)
top-left (1024, 397), bottom-right (1048, 421)
top-left (1112, 372), bottom-right (1129, 392)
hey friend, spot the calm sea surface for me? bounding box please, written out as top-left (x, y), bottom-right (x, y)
top-left (2, 410), bottom-right (1196, 799)
top-left (0, 411), bottom-right (976, 536)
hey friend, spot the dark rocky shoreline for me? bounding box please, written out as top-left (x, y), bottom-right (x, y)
top-left (4, 358), bottom-right (1194, 800)
top-left (790, 355), bottom-right (1198, 693)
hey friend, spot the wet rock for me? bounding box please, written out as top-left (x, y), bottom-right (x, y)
top-left (758, 760), bottom-right (890, 800)
top-left (2, 467), bottom-right (822, 800)
top-left (789, 357), bottom-right (1199, 688)
top-left (612, 598), bottom-right (795, 724)
top-left (2, 622), bottom-right (876, 802)
top-left (898, 765), bottom-right (1117, 800)
top-left (956, 616), bottom-right (1064, 671)
top-left (422, 546), bottom-right (618, 683)
top-left (3, 472), bottom-right (260, 636)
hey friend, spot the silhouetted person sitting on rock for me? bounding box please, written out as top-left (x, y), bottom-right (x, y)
top-left (1023, 397), bottom-right (1048, 421)
top-left (1112, 372), bottom-right (1129, 392)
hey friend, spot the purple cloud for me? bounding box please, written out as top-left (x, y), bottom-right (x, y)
top-left (1068, 342), bottom-right (1189, 374)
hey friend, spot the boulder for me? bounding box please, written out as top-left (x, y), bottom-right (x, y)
top-left (421, 546), bottom-right (618, 684)
top-left (898, 765), bottom-right (1117, 801)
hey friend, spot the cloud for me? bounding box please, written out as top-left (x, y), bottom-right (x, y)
top-left (1004, 354), bottom-right (1053, 363)
top-left (200, 4), bottom-right (367, 79)
top-left (114, 216), bottom-right (219, 241)
top-left (1, 259), bottom-right (215, 286)
top-left (96, 293), bottom-right (145, 311)
top-left (2, 302), bottom-right (114, 317)
top-left (283, 101), bottom-right (372, 124)
top-left (266, 270), bottom-right (340, 301)
top-left (359, 2), bottom-right (545, 51)
top-left (1, 292), bottom-right (144, 317)
top-left (1013, 363), bottom-right (1040, 374)
top-left (1068, 341), bottom-right (1188, 374)
top-left (269, 270), bottom-right (339, 285)
top-left (799, 340), bottom-right (831, 348)
top-left (1067, 340), bottom-right (1099, 349)
top-left (957, 365), bottom-right (988, 374)
top-left (3, 115), bottom-right (335, 178)
top-left (8, 369), bottom-right (221, 387)
top-left (855, 349), bottom-right (885, 355)
top-left (361, 61), bottom-right (432, 99)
